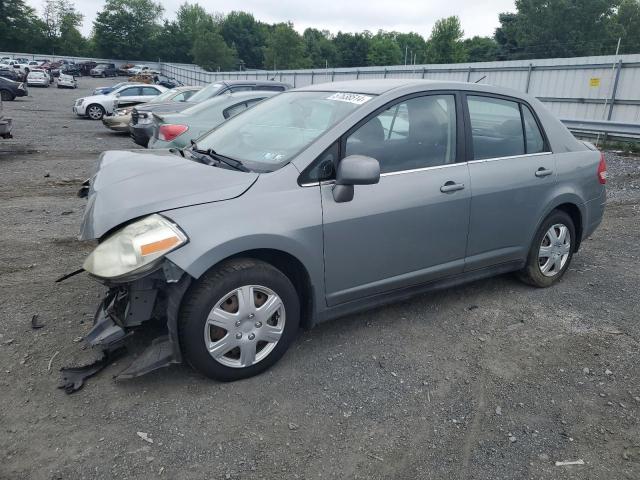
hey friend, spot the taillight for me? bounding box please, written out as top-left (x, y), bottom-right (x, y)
top-left (158, 124), bottom-right (188, 142)
top-left (597, 152), bottom-right (607, 184)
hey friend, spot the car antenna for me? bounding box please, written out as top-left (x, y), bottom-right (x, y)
top-left (474, 75), bottom-right (487, 83)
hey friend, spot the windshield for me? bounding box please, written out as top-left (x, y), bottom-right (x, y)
top-left (196, 90), bottom-right (373, 170)
top-left (188, 83), bottom-right (224, 103)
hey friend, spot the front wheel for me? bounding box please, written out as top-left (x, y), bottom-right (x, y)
top-left (86, 104), bottom-right (105, 120)
top-left (518, 210), bottom-right (575, 287)
top-left (179, 259), bottom-right (300, 381)
top-left (0, 90), bottom-right (14, 101)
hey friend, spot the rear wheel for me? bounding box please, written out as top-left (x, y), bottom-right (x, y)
top-left (518, 210), bottom-right (575, 287)
top-left (0, 90), bottom-right (15, 101)
top-left (86, 104), bottom-right (105, 120)
top-left (179, 259), bottom-right (300, 381)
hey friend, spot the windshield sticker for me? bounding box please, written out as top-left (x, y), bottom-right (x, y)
top-left (326, 92), bottom-right (372, 105)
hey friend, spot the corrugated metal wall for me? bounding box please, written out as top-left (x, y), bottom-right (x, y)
top-left (161, 54), bottom-right (640, 123)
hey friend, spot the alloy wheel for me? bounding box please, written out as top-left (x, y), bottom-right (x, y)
top-left (538, 223), bottom-right (571, 277)
top-left (87, 105), bottom-right (103, 120)
top-left (203, 285), bottom-right (285, 368)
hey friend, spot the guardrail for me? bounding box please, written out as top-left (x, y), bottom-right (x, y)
top-left (561, 119), bottom-right (640, 140)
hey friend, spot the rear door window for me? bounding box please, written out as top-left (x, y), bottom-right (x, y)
top-left (141, 87), bottom-right (160, 96)
top-left (467, 96), bottom-right (525, 160)
top-left (522, 105), bottom-right (546, 154)
top-left (223, 102), bottom-right (248, 119)
top-left (119, 87), bottom-right (140, 97)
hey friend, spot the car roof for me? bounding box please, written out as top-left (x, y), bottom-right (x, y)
top-left (174, 85), bottom-right (202, 92)
top-left (296, 78), bottom-right (528, 99)
top-left (222, 79), bottom-right (290, 87)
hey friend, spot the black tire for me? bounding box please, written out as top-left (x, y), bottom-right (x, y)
top-left (179, 258), bottom-right (300, 381)
top-left (0, 89), bottom-right (15, 101)
top-left (518, 210), bottom-right (575, 288)
top-left (86, 103), bottom-right (105, 120)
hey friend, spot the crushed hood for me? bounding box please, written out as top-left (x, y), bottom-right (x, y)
top-left (79, 149), bottom-right (258, 240)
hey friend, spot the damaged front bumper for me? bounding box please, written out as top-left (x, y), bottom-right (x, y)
top-left (61, 260), bottom-right (192, 391)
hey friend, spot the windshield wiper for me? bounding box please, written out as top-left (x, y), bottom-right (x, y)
top-left (188, 141), bottom-right (249, 172)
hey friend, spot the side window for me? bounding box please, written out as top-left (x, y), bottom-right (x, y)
top-left (522, 105), bottom-right (546, 154)
top-left (255, 85), bottom-right (285, 91)
top-left (223, 102), bottom-right (248, 119)
top-left (119, 87), bottom-right (140, 97)
top-left (182, 90), bottom-right (196, 101)
top-left (141, 87), bottom-right (160, 96)
top-left (229, 85), bottom-right (252, 92)
top-left (345, 94), bottom-right (457, 174)
top-left (300, 142), bottom-right (338, 184)
top-left (171, 92), bottom-right (186, 102)
top-left (467, 96), bottom-right (524, 160)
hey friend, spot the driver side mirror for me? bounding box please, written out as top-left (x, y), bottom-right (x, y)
top-left (332, 155), bottom-right (380, 203)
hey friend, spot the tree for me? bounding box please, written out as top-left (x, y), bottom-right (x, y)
top-left (614, 0), bottom-right (640, 54)
top-left (264, 22), bottom-right (309, 69)
top-left (42, 0), bottom-right (85, 56)
top-left (425, 16), bottom-right (467, 63)
top-left (494, 0), bottom-right (622, 59)
top-left (0, 0), bottom-right (48, 53)
top-left (367, 31), bottom-right (403, 66)
top-left (334, 32), bottom-right (371, 67)
top-left (191, 16), bottom-right (236, 71)
top-left (221, 11), bottom-right (269, 69)
top-left (92, 0), bottom-right (164, 60)
top-left (303, 28), bottom-right (339, 68)
top-left (158, 3), bottom-right (211, 63)
top-left (463, 36), bottom-right (499, 62)
top-left (395, 32), bottom-right (427, 65)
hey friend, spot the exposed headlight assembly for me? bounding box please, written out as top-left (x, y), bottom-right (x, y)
top-left (137, 113), bottom-right (152, 125)
top-left (83, 214), bottom-right (187, 279)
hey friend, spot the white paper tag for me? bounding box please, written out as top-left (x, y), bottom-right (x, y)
top-left (326, 92), bottom-right (372, 105)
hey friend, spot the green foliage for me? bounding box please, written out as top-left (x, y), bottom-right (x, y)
top-left (463, 36), bottom-right (500, 62)
top-left (220, 11), bottom-right (269, 69)
top-left (395, 32), bottom-right (427, 64)
top-left (0, 0), bottom-right (48, 53)
top-left (425, 16), bottom-right (468, 63)
top-left (264, 22), bottom-right (309, 69)
top-left (191, 17), bottom-right (237, 71)
top-left (613, 0), bottom-right (640, 54)
top-left (334, 32), bottom-right (371, 67)
top-left (303, 28), bottom-right (339, 68)
top-left (92, 0), bottom-right (163, 60)
top-left (367, 31), bottom-right (403, 66)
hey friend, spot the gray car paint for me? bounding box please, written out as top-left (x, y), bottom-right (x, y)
top-left (81, 79), bottom-right (605, 327)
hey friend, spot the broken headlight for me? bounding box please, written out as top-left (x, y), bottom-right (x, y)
top-left (83, 214), bottom-right (187, 279)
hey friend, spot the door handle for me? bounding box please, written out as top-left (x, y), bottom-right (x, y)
top-left (440, 181), bottom-right (465, 193)
top-left (535, 167), bottom-right (553, 178)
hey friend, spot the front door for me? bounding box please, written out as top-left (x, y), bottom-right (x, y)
top-left (463, 94), bottom-right (557, 269)
top-left (321, 93), bottom-right (471, 306)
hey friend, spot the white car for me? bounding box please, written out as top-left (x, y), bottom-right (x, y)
top-left (73, 83), bottom-right (167, 120)
top-left (127, 65), bottom-right (149, 76)
top-left (57, 73), bottom-right (77, 89)
top-left (27, 70), bottom-right (49, 87)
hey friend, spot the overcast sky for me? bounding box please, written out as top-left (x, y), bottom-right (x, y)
top-left (26, 0), bottom-right (516, 39)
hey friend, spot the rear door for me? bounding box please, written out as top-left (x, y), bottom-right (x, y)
top-left (116, 86), bottom-right (143, 107)
top-left (320, 92), bottom-right (471, 306)
top-left (463, 93), bottom-right (556, 270)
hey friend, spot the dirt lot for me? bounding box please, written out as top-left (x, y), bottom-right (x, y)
top-left (0, 77), bottom-right (639, 480)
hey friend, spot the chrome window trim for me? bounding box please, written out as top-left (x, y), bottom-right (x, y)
top-left (299, 151), bottom-right (553, 186)
top-left (467, 151), bottom-right (552, 165)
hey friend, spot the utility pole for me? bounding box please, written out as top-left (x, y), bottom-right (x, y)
top-left (404, 45), bottom-right (408, 66)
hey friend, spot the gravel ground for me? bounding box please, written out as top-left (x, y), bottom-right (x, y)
top-left (1, 78), bottom-right (639, 480)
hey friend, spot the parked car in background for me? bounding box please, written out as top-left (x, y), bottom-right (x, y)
top-left (129, 80), bottom-right (291, 146)
top-left (76, 79), bottom-right (606, 382)
top-left (78, 61), bottom-right (97, 76)
top-left (0, 77), bottom-right (27, 100)
top-left (57, 73), bottom-right (77, 89)
top-left (155, 75), bottom-right (183, 89)
top-left (0, 99), bottom-right (12, 139)
top-left (26, 70), bottom-right (49, 87)
top-left (0, 67), bottom-right (22, 82)
top-left (117, 63), bottom-right (134, 75)
top-left (127, 64), bottom-right (149, 76)
top-left (103, 86), bottom-right (201, 133)
top-left (90, 63), bottom-right (117, 78)
top-left (93, 82), bottom-right (129, 95)
top-left (149, 90), bottom-right (278, 149)
top-left (61, 64), bottom-right (80, 77)
top-left (74, 83), bottom-right (167, 120)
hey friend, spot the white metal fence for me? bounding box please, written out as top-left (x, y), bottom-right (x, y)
top-left (160, 54), bottom-right (640, 124)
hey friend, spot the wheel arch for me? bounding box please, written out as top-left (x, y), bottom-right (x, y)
top-left (535, 195), bottom-right (585, 252)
